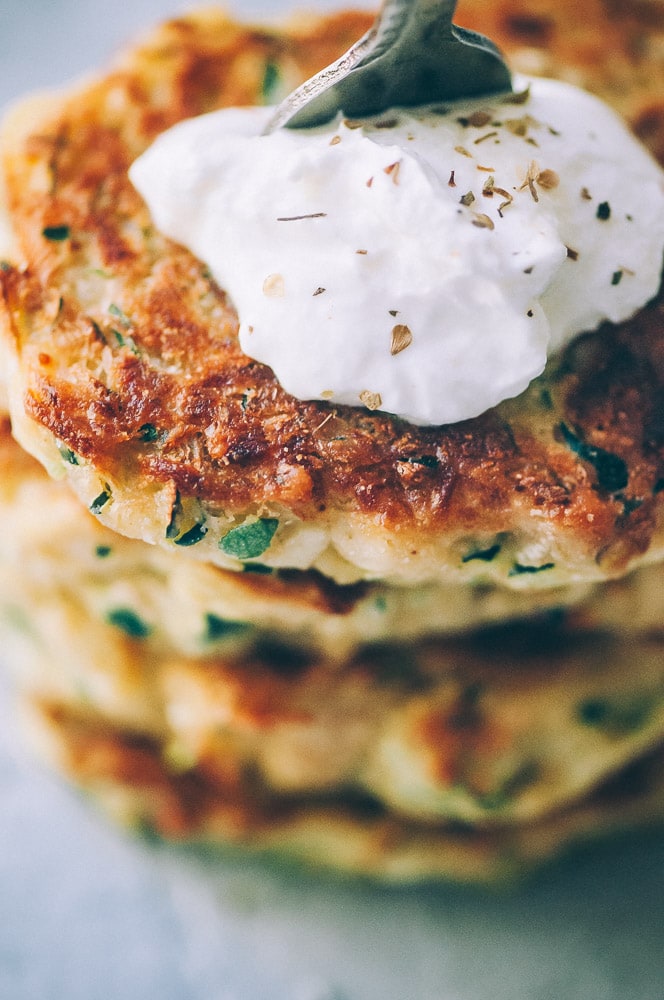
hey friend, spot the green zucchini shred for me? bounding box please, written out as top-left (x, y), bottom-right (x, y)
top-left (173, 522), bottom-right (208, 547)
top-left (475, 762), bottom-right (540, 811)
top-left (109, 302), bottom-right (132, 328)
top-left (166, 493), bottom-right (183, 539)
top-left (559, 422), bottom-right (628, 492)
top-left (261, 61), bottom-right (281, 103)
top-left (401, 454), bottom-right (438, 468)
top-left (203, 613), bottom-right (251, 643)
top-left (90, 488), bottom-right (111, 514)
top-left (220, 518), bottom-right (279, 560)
top-left (462, 543), bottom-right (501, 564)
top-left (42, 225), bottom-right (70, 241)
top-left (577, 696), bottom-right (655, 735)
top-left (243, 563), bottom-right (274, 575)
top-left (138, 423), bottom-right (159, 443)
top-left (106, 608), bottom-right (152, 639)
top-left (58, 444), bottom-right (79, 466)
top-left (508, 562), bottom-right (554, 577)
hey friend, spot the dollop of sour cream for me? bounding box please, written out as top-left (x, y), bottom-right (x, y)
top-left (130, 77), bottom-right (664, 425)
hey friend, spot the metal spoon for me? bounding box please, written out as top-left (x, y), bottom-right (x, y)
top-left (264, 0), bottom-right (512, 133)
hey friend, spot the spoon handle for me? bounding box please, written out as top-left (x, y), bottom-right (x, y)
top-left (265, 0), bottom-right (511, 132)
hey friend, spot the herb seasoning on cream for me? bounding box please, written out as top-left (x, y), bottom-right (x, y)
top-left (130, 77), bottom-right (664, 426)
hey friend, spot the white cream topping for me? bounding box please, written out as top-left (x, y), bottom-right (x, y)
top-left (130, 77), bottom-right (664, 426)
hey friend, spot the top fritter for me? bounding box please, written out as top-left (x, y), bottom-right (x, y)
top-left (130, 81), bottom-right (664, 426)
top-left (1, 6), bottom-right (664, 588)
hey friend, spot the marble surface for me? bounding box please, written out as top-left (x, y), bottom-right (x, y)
top-left (1, 2), bottom-right (663, 998)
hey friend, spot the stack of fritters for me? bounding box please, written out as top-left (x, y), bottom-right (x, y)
top-left (0, 3), bottom-right (663, 883)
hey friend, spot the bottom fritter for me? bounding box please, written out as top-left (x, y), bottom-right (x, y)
top-left (19, 697), bottom-right (664, 886)
top-left (4, 575), bottom-right (664, 832)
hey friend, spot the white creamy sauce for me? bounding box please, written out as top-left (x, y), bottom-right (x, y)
top-left (130, 77), bottom-right (664, 426)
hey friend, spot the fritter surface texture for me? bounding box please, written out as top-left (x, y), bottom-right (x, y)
top-left (1, 6), bottom-right (664, 585)
top-left (20, 698), bottom-right (664, 885)
top-left (3, 422), bottom-right (664, 829)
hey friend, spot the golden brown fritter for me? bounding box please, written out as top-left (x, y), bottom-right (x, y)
top-left (21, 697), bottom-right (664, 885)
top-left (4, 407), bottom-right (664, 668)
top-left (0, 413), bottom-right (605, 661)
top-left (1, 6), bottom-right (664, 586)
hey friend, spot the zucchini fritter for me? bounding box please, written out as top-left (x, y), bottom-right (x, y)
top-left (21, 698), bottom-right (664, 885)
top-left (1, 7), bottom-right (664, 586)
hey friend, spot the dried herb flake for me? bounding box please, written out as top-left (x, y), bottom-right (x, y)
top-left (359, 390), bottom-right (382, 411)
top-left (390, 324), bottom-right (413, 356)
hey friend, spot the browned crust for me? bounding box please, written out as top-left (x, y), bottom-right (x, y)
top-left (25, 697), bottom-right (664, 883)
top-left (1, 6), bottom-right (664, 575)
top-left (0, 410), bottom-right (368, 618)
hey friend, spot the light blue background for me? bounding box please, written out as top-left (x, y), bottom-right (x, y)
top-left (1, 2), bottom-right (663, 998)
